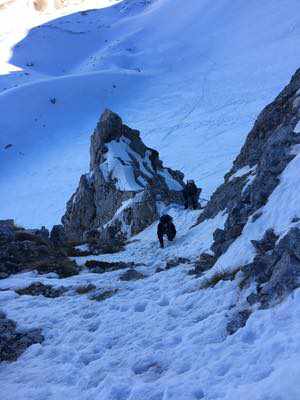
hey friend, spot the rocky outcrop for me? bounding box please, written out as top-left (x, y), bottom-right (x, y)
top-left (16, 282), bottom-right (67, 298)
top-left (193, 69), bottom-right (300, 318)
top-left (198, 69), bottom-right (300, 261)
top-left (85, 259), bottom-right (134, 274)
top-left (197, 69), bottom-right (300, 267)
top-left (62, 109), bottom-right (185, 242)
top-left (0, 311), bottom-right (43, 362)
top-left (0, 220), bottom-right (79, 279)
top-left (90, 289), bottom-right (118, 302)
top-left (119, 268), bottom-right (145, 281)
top-left (241, 228), bottom-right (300, 308)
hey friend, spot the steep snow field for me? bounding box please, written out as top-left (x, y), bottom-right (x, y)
top-left (0, 0), bottom-right (299, 227)
top-left (1, 207), bottom-right (300, 400)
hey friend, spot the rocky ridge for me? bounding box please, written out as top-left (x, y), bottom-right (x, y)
top-left (195, 68), bottom-right (300, 313)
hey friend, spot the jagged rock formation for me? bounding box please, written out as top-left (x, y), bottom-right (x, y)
top-left (62, 109), bottom-right (184, 242)
top-left (196, 68), bottom-right (300, 310)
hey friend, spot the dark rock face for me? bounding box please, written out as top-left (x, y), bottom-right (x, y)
top-left (16, 282), bottom-right (67, 298)
top-left (0, 311), bottom-right (44, 362)
top-left (197, 69), bottom-right (300, 265)
top-left (0, 220), bottom-right (79, 279)
top-left (243, 228), bottom-right (300, 308)
top-left (62, 109), bottom-right (185, 242)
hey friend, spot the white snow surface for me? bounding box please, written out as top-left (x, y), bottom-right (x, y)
top-left (100, 136), bottom-right (182, 192)
top-left (228, 165), bottom-right (256, 182)
top-left (0, 0), bottom-right (300, 227)
top-left (1, 207), bottom-right (300, 399)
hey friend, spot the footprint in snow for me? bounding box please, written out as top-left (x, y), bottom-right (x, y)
top-left (134, 301), bottom-right (147, 312)
top-left (88, 321), bottom-right (100, 332)
top-left (158, 295), bottom-right (169, 307)
top-left (82, 311), bottom-right (96, 320)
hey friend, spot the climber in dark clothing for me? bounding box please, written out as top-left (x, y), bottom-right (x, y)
top-left (183, 180), bottom-right (201, 210)
top-left (157, 214), bottom-right (176, 248)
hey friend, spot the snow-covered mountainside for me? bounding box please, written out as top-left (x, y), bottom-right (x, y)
top-left (1, 1), bottom-right (300, 400)
top-left (0, 0), bottom-right (299, 227)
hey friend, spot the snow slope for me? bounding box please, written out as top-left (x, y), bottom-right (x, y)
top-left (1, 206), bottom-right (300, 399)
top-left (0, 0), bottom-right (299, 227)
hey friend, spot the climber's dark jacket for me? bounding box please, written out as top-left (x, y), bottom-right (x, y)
top-left (157, 215), bottom-right (176, 248)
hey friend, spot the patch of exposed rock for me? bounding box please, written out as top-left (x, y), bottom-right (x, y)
top-left (226, 228), bottom-right (300, 334)
top-left (165, 257), bottom-right (190, 270)
top-left (226, 309), bottom-right (252, 336)
top-left (0, 311), bottom-right (43, 362)
top-left (241, 228), bottom-right (300, 308)
top-left (85, 260), bottom-right (134, 274)
top-left (90, 289), bottom-right (118, 302)
top-left (0, 220), bottom-right (79, 279)
top-left (16, 282), bottom-right (67, 298)
top-left (62, 109), bottom-right (185, 242)
top-left (75, 283), bottom-right (96, 295)
top-left (120, 268), bottom-right (145, 281)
